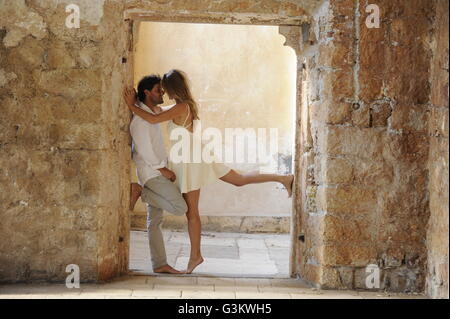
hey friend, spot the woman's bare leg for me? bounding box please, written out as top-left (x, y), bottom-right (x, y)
top-left (219, 169), bottom-right (295, 197)
top-left (183, 189), bottom-right (204, 274)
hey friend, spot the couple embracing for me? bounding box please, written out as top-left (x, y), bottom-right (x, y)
top-left (124, 70), bottom-right (294, 274)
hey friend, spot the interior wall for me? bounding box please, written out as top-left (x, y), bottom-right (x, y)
top-left (0, 0), bottom-right (130, 282)
top-left (297, 0), bottom-right (441, 293)
top-left (426, 0), bottom-right (449, 299)
top-left (132, 22), bottom-right (296, 219)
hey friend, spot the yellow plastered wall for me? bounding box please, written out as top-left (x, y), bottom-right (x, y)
top-left (133, 22), bottom-right (296, 216)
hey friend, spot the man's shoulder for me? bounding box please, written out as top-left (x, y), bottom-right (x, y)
top-left (130, 113), bottom-right (160, 134)
top-left (130, 114), bottom-right (147, 134)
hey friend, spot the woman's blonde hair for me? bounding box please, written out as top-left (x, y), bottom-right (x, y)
top-left (162, 69), bottom-right (200, 121)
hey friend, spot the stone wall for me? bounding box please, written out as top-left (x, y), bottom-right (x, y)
top-left (426, 0), bottom-right (449, 299)
top-left (298, 0), bottom-right (439, 293)
top-left (0, 0), bottom-right (130, 282)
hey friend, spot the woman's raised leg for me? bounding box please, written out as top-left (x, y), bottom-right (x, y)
top-left (183, 189), bottom-right (204, 274)
top-left (219, 169), bottom-right (295, 197)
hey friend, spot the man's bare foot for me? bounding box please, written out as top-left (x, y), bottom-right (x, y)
top-left (185, 256), bottom-right (204, 274)
top-left (130, 183), bottom-right (142, 211)
top-left (154, 264), bottom-right (184, 274)
top-left (282, 175), bottom-right (294, 198)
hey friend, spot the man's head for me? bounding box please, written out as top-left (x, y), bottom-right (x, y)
top-left (137, 75), bottom-right (164, 105)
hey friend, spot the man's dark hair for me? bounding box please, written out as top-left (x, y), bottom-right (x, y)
top-left (137, 75), bottom-right (162, 102)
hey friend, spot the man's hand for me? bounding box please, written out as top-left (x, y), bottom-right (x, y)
top-left (158, 167), bottom-right (176, 182)
top-left (123, 87), bottom-right (137, 108)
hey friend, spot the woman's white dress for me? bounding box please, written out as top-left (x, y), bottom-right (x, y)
top-left (167, 106), bottom-right (231, 193)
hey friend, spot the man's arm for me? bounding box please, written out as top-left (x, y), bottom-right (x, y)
top-left (157, 167), bottom-right (176, 182)
top-left (130, 121), bottom-right (176, 181)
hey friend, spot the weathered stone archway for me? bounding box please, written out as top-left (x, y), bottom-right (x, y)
top-left (121, 6), bottom-right (315, 280)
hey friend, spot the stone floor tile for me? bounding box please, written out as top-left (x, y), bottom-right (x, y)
top-left (180, 244), bottom-right (239, 259)
top-left (235, 292), bottom-right (291, 299)
top-left (46, 294), bottom-right (91, 299)
top-left (76, 295), bottom-right (107, 299)
top-left (289, 293), bottom-right (361, 299)
top-left (150, 276), bottom-right (198, 285)
top-left (267, 247), bottom-right (290, 258)
top-left (236, 238), bottom-right (267, 249)
top-left (181, 290), bottom-right (236, 299)
top-left (197, 277), bottom-right (236, 286)
top-left (130, 230), bottom-right (289, 277)
top-left (264, 237), bottom-right (290, 248)
top-left (289, 293), bottom-right (317, 299)
top-left (269, 278), bottom-right (311, 288)
top-left (108, 275), bottom-right (149, 284)
top-left (238, 248), bottom-right (272, 261)
top-left (174, 257), bottom-right (278, 276)
top-left (258, 286), bottom-right (317, 294)
top-left (234, 278), bottom-right (273, 287)
top-left (358, 291), bottom-right (428, 299)
top-left (0, 294), bottom-right (46, 299)
top-left (80, 288), bottom-right (133, 297)
top-left (0, 277), bottom-right (429, 299)
top-left (154, 284), bottom-right (214, 292)
top-left (200, 237), bottom-right (237, 247)
top-left (0, 284), bottom-right (81, 296)
top-left (104, 296), bottom-right (145, 299)
top-left (132, 288), bottom-right (182, 298)
top-left (215, 285), bottom-right (259, 293)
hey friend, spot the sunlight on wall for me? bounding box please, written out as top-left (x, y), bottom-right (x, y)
top-left (133, 22), bottom-right (296, 216)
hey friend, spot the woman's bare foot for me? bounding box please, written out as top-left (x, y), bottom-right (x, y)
top-left (154, 264), bottom-right (184, 274)
top-left (130, 183), bottom-right (142, 211)
top-left (185, 256), bottom-right (204, 274)
top-left (282, 175), bottom-right (294, 198)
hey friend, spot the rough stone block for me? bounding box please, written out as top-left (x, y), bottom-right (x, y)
top-left (322, 68), bottom-right (354, 98)
top-left (390, 104), bottom-right (429, 133)
top-left (352, 159), bottom-right (394, 187)
top-left (33, 69), bottom-right (101, 100)
top-left (381, 131), bottom-right (429, 164)
top-left (359, 73), bottom-right (383, 103)
top-left (323, 157), bottom-right (354, 184)
top-left (370, 101), bottom-right (392, 127)
top-left (321, 266), bottom-right (354, 289)
top-left (6, 37), bottom-right (45, 69)
top-left (323, 214), bottom-right (374, 243)
top-left (322, 244), bottom-right (377, 267)
top-left (323, 126), bottom-right (385, 159)
top-left (47, 41), bottom-right (76, 69)
top-left (351, 103), bottom-right (371, 127)
top-left (317, 185), bottom-right (377, 215)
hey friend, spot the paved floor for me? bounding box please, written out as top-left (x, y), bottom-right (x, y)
top-left (0, 275), bottom-right (427, 299)
top-left (130, 230), bottom-right (290, 277)
top-left (0, 231), bottom-right (428, 299)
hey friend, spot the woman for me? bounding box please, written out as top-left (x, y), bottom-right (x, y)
top-left (124, 69), bottom-right (294, 274)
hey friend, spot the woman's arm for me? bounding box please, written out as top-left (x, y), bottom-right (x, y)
top-left (123, 87), bottom-right (186, 124)
top-left (128, 103), bottom-right (186, 124)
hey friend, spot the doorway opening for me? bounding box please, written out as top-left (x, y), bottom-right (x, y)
top-left (128, 21), bottom-right (297, 278)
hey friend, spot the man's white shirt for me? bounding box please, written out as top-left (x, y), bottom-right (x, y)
top-left (130, 101), bottom-right (168, 185)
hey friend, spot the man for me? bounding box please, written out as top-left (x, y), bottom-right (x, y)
top-left (124, 75), bottom-right (187, 274)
